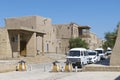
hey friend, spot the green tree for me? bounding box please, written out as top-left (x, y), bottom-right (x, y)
top-left (103, 32), bottom-right (116, 49)
top-left (103, 23), bottom-right (119, 50)
top-left (69, 37), bottom-right (88, 49)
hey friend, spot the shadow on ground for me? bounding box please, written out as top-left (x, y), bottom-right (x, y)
top-left (96, 58), bottom-right (110, 66)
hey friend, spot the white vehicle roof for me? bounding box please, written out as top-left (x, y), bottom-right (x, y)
top-left (70, 48), bottom-right (87, 51)
top-left (87, 49), bottom-right (96, 52)
top-left (107, 47), bottom-right (112, 50)
top-left (95, 48), bottom-right (104, 51)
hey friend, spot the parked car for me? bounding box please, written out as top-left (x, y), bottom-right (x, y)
top-left (95, 48), bottom-right (106, 60)
top-left (87, 50), bottom-right (99, 64)
top-left (105, 47), bottom-right (112, 55)
top-left (66, 48), bottom-right (88, 68)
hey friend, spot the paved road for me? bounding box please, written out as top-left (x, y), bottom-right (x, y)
top-left (0, 70), bottom-right (120, 80)
top-left (96, 57), bottom-right (110, 66)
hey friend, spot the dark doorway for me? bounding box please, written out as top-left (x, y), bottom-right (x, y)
top-left (47, 44), bottom-right (49, 53)
top-left (20, 40), bottom-right (27, 57)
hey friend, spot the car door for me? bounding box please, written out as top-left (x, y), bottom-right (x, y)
top-left (84, 51), bottom-right (88, 64)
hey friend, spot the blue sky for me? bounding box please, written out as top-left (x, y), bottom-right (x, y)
top-left (0, 0), bottom-right (120, 39)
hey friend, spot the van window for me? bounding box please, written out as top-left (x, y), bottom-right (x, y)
top-left (95, 50), bottom-right (103, 54)
top-left (88, 52), bottom-right (96, 55)
top-left (84, 51), bottom-right (87, 56)
top-left (69, 51), bottom-right (80, 56)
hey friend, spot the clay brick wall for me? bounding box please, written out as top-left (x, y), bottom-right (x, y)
top-left (0, 28), bottom-right (12, 58)
top-left (110, 25), bottom-right (120, 66)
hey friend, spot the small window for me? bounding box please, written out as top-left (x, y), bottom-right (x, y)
top-left (68, 27), bottom-right (70, 29)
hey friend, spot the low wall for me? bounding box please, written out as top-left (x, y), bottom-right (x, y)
top-left (0, 64), bottom-right (16, 73)
top-left (83, 66), bottom-right (120, 72)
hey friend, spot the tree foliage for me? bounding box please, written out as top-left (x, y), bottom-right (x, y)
top-left (69, 37), bottom-right (88, 49)
top-left (103, 23), bottom-right (119, 50)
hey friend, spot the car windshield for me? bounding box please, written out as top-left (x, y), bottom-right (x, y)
top-left (95, 50), bottom-right (103, 54)
top-left (88, 52), bottom-right (96, 55)
top-left (68, 51), bottom-right (80, 56)
top-left (107, 50), bottom-right (112, 51)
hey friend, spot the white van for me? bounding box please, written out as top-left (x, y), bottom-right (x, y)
top-left (105, 47), bottom-right (112, 55)
top-left (66, 48), bottom-right (88, 68)
top-left (95, 48), bottom-right (105, 60)
top-left (87, 50), bottom-right (99, 63)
